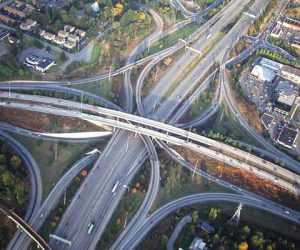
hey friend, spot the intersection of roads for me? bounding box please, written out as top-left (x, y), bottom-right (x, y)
top-left (0, 0), bottom-right (300, 249)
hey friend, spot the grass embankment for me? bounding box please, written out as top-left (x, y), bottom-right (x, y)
top-left (97, 161), bottom-right (151, 250)
top-left (150, 151), bottom-right (232, 212)
top-left (10, 133), bottom-right (100, 200)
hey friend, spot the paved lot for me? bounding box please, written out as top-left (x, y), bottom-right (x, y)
top-left (18, 47), bottom-right (56, 64)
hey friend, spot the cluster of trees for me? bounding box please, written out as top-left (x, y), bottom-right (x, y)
top-left (0, 140), bottom-right (28, 210)
top-left (173, 207), bottom-right (298, 250)
top-left (248, 0), bottom-right (280, 35)
top-left (0, 52), bottom-right (30, 79)
top-left (256, 49), bottom-right (300, 68)
top-left (30, 5), bottom-right (96, 35)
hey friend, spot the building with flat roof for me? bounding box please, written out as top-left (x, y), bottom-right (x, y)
top-left (251, 65), bottom-right (276, 82)
top-left (260, 58), bottom-right (283, 72)
top-left (24, 54), bottom-right (55, 73)
top-left (261, 113), bottom-right (274, 131)
top-left (276, 125), bottom-right (298, 149)
top-left (281, 65), bottom-right (300, 85)
top-left (281, 17), bottom-right (300, 31)
top-left (270, 26), bottom-right (282, 38)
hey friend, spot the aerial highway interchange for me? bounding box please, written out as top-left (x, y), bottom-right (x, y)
top-left (0, 0), bottom-right (300, 249)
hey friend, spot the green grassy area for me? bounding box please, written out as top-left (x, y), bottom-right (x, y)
top-left (196, 103), bottom-right (262, 148)
top-left (65, 43), bottom-right (102, 74)
top-left (147, 23), bottom-right (201, 55)
top-left (186, 91), bottom-right (215, 120)
top-left (90, 43), bottom-right (102, 64)
top-left (97, 161), bottom-right (151, 250)
top-left (71, 78), bottom-right (116, 102)
top-left (150, 151), bottom-right (233, 212)
top-left (9, 133), bottom-right (101, 200)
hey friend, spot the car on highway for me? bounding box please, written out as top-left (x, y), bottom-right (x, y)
top-left (87, 222), bottom-right (95, 234)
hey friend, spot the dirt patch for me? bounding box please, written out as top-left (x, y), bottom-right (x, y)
top-left (0, 107), bottom-right (101, 133)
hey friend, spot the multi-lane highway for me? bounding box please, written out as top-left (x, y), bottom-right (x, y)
top-left (3, 0), bottom-right (300, 249)
top-left (1, 99), bottom-right (299, 194)
top-left (8, 152), bottom-right (99, 250)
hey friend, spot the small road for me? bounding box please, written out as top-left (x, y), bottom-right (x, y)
top-left (167, 215), bottom-right (192, 250)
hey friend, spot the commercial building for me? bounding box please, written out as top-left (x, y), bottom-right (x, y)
top-left (261, 113), bottom-right (275, 131)
top-left (276, 125), bottom-right (298, 149)
top-left (270, 26), bottom-right (282, 38)
top-left (260, 58), bottom-right (283, 72)
top-left (276, 81), bottom-right (298, 107)
top-left (24, 54), bottom-right (55, 73)
top-left (281, 65), bottom-right (300, 85)
top-left (251, 65), bottom-right (276, 82)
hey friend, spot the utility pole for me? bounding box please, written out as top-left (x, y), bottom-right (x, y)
top-left (80, 93), bottom-right (83, 111)
top-left (124, 211), bottom-right (128, 229)
top-left (63, 189), bottom-right (67, 206)
top-left (192, 160), bottom-right (198, 178)
top-left (153, 99), bottom-right (157, 114)
top-left (154, 66), bottom-right (159, 82)
top-left (228, 203), bottom-right (243, 228)
top-left (126, 136), bottom-right (129, 152)
top-left (245, 147), bottom-right (251, 164)
top-left (147, 39), bottom-right (151, 53)
top-left (108, 66), bottom-right (112, 82)
top-left (8, 81), bottom-right (11, 99)
top-left (54, 143), bottom-right (58, 160)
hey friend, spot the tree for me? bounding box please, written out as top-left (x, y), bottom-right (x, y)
top-left (209, 208), bottom-right (219, 221)
top-left (1, 171), bottom-right (16, 187)
top-left (10, 155), bottom-right (22, 169)
top-left (192, 210), bottom-right (198, 224)
top-left (251, 232), bottom-right (265, 249)
top-left (242, 226), bottom-right (251, 236)
top-left (84, 5), bottom-right (93, 15)
top-left (161, 235), bottom-right (168, 246)
top-left (238, 241), bottom-right (248, 250)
